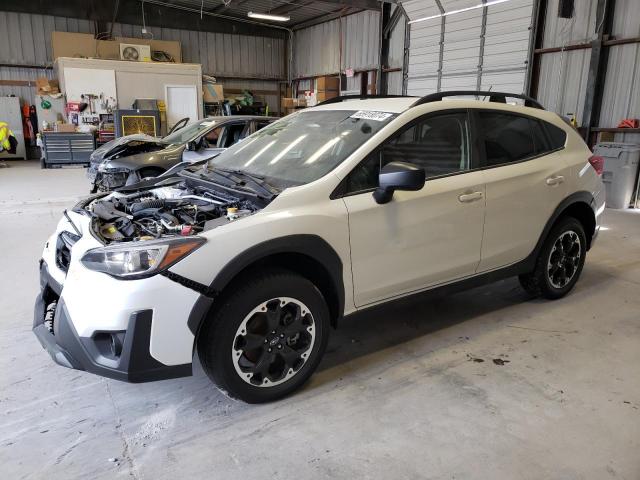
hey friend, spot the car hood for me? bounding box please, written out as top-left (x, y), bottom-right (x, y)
top-left (90, 134), bottom-right (170, 163)
top-left (98, 144), bottom-right (186, 170)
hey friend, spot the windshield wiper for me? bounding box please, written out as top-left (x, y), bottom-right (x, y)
top-left (215, 167), bottom-right (279, 198)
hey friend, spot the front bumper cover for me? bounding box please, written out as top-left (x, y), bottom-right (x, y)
top-left (33, 260), bottom-right (192, 383)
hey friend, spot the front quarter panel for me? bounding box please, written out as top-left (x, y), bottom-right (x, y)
top-left (167, 181), bottom-right (355, 314)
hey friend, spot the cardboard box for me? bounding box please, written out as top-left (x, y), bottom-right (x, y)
top-left (316, 90), bottom-right (338, 102)
top-left (54, 123), bottom-right (77, 133)
top-left (52, 31), bottom-right (182, 63)
top-left (282, 97), bottom-right (295, 108)
top-left (36, 77), bottom-right (60, 95)
top-left (282, 97), bottom-right (307, 108)
top-left (316, 76), bottom-right (340, 91)
top-left (203, 84), bottom-right (224, 103)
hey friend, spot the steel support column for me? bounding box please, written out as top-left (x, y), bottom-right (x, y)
top-left (581, 0), bottom-right (616, 138)
top-left (377, 2), bottom-right (393, 94)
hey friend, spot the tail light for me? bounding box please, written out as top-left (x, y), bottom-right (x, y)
top-left (588, 155), bottom-right (604, 175)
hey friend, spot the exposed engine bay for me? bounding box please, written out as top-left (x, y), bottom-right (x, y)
top-left (84, 182), bottom-right (262, 243)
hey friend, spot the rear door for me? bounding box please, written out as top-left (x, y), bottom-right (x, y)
top-left (475, 109), bottom-right (570, 272)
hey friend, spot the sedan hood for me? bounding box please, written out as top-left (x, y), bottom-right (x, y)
top-left (90, 134), bottom-right (168, 163)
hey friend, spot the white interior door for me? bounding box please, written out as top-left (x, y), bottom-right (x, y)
top-left (165, 85), bottom-right (199, 130)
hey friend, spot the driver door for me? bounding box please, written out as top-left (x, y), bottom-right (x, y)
top-left (341, 111), bottom-right (486, 307)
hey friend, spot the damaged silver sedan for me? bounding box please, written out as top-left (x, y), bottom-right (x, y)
top-left (88, 116), bottom-right (275, 192)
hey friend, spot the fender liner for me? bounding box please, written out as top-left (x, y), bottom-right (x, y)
top-left (186, 234), bottom-right (345, 335)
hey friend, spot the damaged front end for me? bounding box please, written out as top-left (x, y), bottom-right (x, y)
top-left (35, 164), bottom-right (273, 382)
top-left (83, 179), bottom-right (262, 246)
top-left (87, 135), bottom-right (173, 192)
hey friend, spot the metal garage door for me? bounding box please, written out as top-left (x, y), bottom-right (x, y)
top-left (402, 0), bottom-right (535, 96)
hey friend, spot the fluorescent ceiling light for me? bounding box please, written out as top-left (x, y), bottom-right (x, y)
top-left (247, 11), bottom-right (290, 22)
top-left (408, 0), bottom-right (513, 24)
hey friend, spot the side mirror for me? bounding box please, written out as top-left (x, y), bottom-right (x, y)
top-left (373, 161), bottom-right (425, 204)
top-left (187, 139), bottom-right (199, 151)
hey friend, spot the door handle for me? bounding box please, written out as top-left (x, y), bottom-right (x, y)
top-left (458, 191), bottom-right (483, 203)
top-left (546, 175), bottom-right (565, 186)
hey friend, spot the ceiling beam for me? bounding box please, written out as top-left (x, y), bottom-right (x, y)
top-left (269, 1), bottom-right (316, 16)
top-left (0, 0), bottom-right (287, 37)
top-left (313, 0), bottom-right (381, 10)
top-left (210, 0), bottom-right (252, 14)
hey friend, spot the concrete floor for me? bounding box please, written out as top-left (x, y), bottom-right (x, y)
top-left (1, 161), bottom-right (639, 480)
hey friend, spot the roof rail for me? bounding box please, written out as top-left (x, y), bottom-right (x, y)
top-left (315, 94), bottom-right (413, 107)
top-left (412, 91), bottom-right (544, 110)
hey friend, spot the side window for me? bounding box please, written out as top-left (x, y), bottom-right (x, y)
top-left (344, 112), bottom-right (471, 193)
top-left (383, 113), bottom-right (470, 178)
top-left (220, 123), bottom-right (246, 148)
top-left (479, 112), bottom-right (535, 166)
top-left (204, 127), bottom-right (222, 147)
top-left (255, 121), bottom-right (271, 132)
top-left (345, 151), bottom-right (382, 193)
top-left (544, 122), bottom-right (567, 150)
top-left (529, 118), bottom-right (550, 154)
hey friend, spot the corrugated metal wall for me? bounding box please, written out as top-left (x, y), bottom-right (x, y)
top-left (292, 11), bottom-right (380, 78)
top-left (402, 0), bottom-right (535, 96)
top-left (109, 22), bottom-right (285, 80)
top-left (387, 5), bottom-right (407, 94)
top-left (536, 0), bottom-right (640, 144)
top-left (0, 10), bottom-right (285, 108)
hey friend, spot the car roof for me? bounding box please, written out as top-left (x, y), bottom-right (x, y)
top-left (308, 97), bottom-right (418, 114)
top-left (201, 115), bottom-right (277, 122)
top-left (306, 96), bottom-right (543, 115)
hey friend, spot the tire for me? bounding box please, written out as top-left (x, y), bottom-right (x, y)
top-left (519, 216), bottom-right (587, 299)
top-left (197, 269), bottom-right (330, 403)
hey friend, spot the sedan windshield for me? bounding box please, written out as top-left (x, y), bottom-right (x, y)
top-left (163, 119), bottom-right (219, 144)
top-left (208, 110), bottom-right (397, 185)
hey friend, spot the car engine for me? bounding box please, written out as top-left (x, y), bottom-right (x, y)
top-left (86, 183), bottom-right (260, 243)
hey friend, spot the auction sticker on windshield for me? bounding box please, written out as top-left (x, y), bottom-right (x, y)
top-left (350, 111), bottom-right (393, 121)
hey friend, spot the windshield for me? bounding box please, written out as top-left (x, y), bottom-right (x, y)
top-left (163, 119), bottom-right (218, 144)
top-left (208, 110), bottom-right (397, 185)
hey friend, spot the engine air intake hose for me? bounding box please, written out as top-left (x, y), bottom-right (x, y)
top-left (129, 199), bottom-right (165, 213)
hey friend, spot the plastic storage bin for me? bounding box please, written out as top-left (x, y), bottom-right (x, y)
top-left (593, 142), bottom-right (640, 209)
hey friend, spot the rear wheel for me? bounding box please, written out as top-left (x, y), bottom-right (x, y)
top-left (519, 216), bottom-right (587, 299)
top-left (197, 269), bottom-right (330, 403)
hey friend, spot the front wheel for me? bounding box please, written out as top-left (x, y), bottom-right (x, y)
top-left (197, 269), bottom-right (330, 403)
top-left (519, 216), bottom-right (587, 299)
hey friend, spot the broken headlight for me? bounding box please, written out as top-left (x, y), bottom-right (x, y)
top-left (98, 162), bottom-right (129, 174)
top-left (81, 237), bottom-right (205, 279)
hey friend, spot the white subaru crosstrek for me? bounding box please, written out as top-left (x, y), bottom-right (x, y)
top-left (34, 92), bottom-right (605, 403)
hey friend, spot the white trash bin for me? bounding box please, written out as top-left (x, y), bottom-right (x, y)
top-left (593, 142), bottom-right (640, 209)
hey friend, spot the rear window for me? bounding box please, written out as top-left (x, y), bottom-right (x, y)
top-left (478, 111), bottom-right (567, 167)
top-left (544, 122), bottom-right (567, 150)
top-left (479, 111), bottom-right (536, 166)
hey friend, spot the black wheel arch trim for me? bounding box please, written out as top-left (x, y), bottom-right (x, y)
top-left (526, 191), bottom-right (596, 268)
top-left (186, 234), bottom-right (345, 336)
